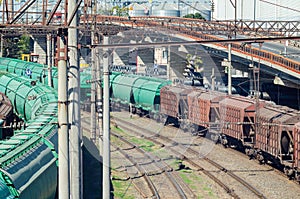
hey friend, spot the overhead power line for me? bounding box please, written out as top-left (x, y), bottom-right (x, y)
top-left (259, 0), bottom-right (300, 13)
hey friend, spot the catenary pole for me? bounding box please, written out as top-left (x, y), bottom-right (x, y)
top-left (91, 20), bottom-right (97, 141)
top-left (58, 28), bottom-right (70, 199)
top-left (96, 36), bottom-right (103, 156)
top-left (228, 43), bottom-right (232, 95)
top-left (47, 34), bottom-right (53, 87)
top-left (103, 36), bottom-right (111, 199)
top-left (167, 45), bottom-right (171, 80)
top-left (68, 0), bottom-right (82, 197)
top-left (0, 35), bottom-right (3, 57)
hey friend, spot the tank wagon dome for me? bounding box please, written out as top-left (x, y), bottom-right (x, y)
top-left (152, 2), bottom-right (180, 17)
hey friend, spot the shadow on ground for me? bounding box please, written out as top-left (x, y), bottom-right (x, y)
top-left (83, 136), bottom-right (103, 199)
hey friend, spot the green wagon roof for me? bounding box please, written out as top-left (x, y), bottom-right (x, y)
top-left (112, 74), bottom-right (139, 104)
top-left (133, 77), bottom-right (171, 110)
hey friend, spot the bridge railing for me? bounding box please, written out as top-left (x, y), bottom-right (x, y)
top-left (186, 31), bottom-right (300, 74)
top-left (92, 15), bottom-right (300, 75)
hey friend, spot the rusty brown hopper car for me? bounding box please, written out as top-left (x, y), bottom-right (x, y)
top-left (255, 103), bottom-right (300, 167)
top-left (219, 96), bottom-right (258, 145)
top-left (187, 89), bottom-right (226, 128)
top-left (0, 92), bottom-right (13, 139)
top-left (160, 85), bottom-right (194, 120)
top-left (293, 122), bottom-right (300, 180)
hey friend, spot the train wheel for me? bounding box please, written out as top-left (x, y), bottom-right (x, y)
top-left (132, 107), bottom-right (137, 114)
top-left (256, 152), bottom-right (265, 164)
top-left (295, 172), bottom-right (300, 182)
top-left (219, 134), bottom-right (228, 147)
top-left (190, 124), bottom-right (198, 136)
top-left (284, 166), bottom-right (294, 179)
top-left (152, 113), bottom-right (160, 122)
top-left (245, 148), bottom-right (256, 160)
top-left (138, 109), bottom-right (143, 117)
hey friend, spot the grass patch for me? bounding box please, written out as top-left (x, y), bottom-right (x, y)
top-left (112, 179), bottom-right (135, 199)
top-left (130, 137), bottom-right (155, 152)
top-left (111, 125), bottom-right (124, 134)
top-left (179, 170), bottom-right (216, 198)
top-left (169, 159), bottom-right (183, 170)
top-left (203, 186), bottom-right (215, 197)
top-left (179, 171), bottom-right (193, 184)
top-left (111, 135), bottom-right (119, 143)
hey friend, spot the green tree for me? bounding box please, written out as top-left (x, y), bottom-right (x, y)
top-left (183, 14), bottom-right (195, 18)
top-left (3, 38), bottom-right (19, 58)
top-left (17, 35), bottom-right (31, 58)
top-left (2, 35), bottom-right (31, 59)
top-left (194, 13), bottom-right (206, 20)
top-left (186, 54), bottom-right (203, 72)
top-left (183, 12), bottom-right (206, 20)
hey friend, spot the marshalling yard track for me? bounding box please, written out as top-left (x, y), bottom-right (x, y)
top-left (80, 109), bottom-right (300, 199)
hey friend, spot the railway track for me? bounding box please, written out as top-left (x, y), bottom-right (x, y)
top-left (81, 116), bottom-right (195, 198)
top-left (111, 139), bottom-right (160, 198)
top-left (112, 132), bottom-right (194, 199)
top-left (81, 110), bottom-right (300, 198)
top-left (111, 113), bottom-right (267, 199)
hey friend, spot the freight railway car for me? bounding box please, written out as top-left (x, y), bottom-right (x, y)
top-left (0, 57), bottom-right (57, 87)
top-left (160, 84), bottom-right (300, 181)
top-left (111, 78), bottom-right (300, 181)
top-left (110, 72), bottom-right (171, 118)
top-left (0, 92), bottom-right (13, 139)
top-left (1, 57), bottom-right (300, 182)
top-left (255, 104), bottom-right (300, 177)
top-left (187, 89), bottom-right (226, 135)
top-left (160, 85), bottom-right (195, 126)
top-left (0, 72), bottom-right (58, 199)
top-left (0, 57), bottom-right (91, 109)
top-left (219, 96), bottom-right (259, 147)
top-left (294, 122), bottom-right (300, 181)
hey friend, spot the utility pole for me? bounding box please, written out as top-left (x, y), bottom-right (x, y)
top-left (227, 0), bottom-right (237, 95)
top-left (234, 0), bottom-right (237, 38)
top-left (91, 18), bottom-right (97, 141)
top-left (96, 36), bottom-right (103, 155)
top-left (228, 43), bottom-right (232, 95)
top-left (52, 36), bottom-right (55, 68)
top-left (254, 42), bottom-right (263, 146)
top-left (167, 45), bottom-right (171, 80)
top-left (0, 35), bottom-right (3, 57)
top-left (249, 44), bottom-right (254, 93)
top-left (103, 36), bottom-right (111, 199)
top-left (57, 27), bottom-right (70, 199)
top-left (47, 34), bottom-right (53, 87)
top-left (254, 0), bottom-right (256, 22)
top-left (93, 0), bottom-right (102, 149)
top-left (211, 68), bottom-right (215, 91)
top-left (68, 0), bottom-right (81, 197)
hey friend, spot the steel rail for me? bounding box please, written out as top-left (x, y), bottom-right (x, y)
top-left (114, 115), bottom-right (267, 199)
top-left (110, 131), bottom-right (190, 199)
top-left (82, 122), bottom-right (159, 199)
top-left (113, 116), bottom-right (241, 199)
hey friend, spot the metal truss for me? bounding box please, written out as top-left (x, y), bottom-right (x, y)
top-left (0, 0), bottom-right (300, 37)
